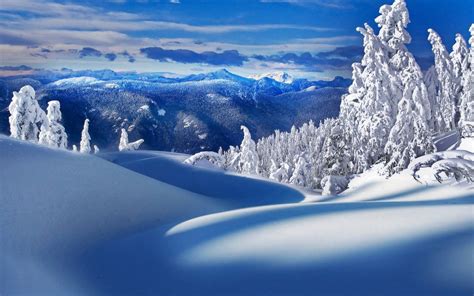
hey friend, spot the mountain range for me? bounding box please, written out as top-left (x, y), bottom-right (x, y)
top-left (0, 68), bottom-right (350, 153)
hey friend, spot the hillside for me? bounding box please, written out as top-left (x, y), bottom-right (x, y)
top-left (0, 69), bottom-right (349, 153)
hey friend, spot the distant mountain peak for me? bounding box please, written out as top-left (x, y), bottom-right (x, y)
top-left (249, 71), bottom-right (294, 84)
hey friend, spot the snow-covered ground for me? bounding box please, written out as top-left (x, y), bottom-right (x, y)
top-left (1, 135), bottom-right (473, 295)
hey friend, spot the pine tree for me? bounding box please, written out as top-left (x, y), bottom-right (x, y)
top-left (459, 25), bottom-right (474, 136)
top-left (39, 100), bottom-right (68, 149)
top-left (8, 85), bottom-right (46, 142)
top-left (428, 28), bottom-right (458, 131)
top-left (238, 125), bottom-right (259, 175)
top-left (80, 119), bottom-right (91, 153)
top-left (118, 128), bottom-right (144, 151)
top-left (352, 24), bottom-right (396, 169)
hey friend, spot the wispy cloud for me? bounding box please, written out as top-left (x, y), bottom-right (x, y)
top-left (260, 0), bottom-right (351, 9)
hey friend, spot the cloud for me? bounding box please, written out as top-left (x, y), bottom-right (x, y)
top-left (252, 45), bottom-right (362, 72)
top-left (79, 47), bottom-right (103, 58)
top-left (104, 52), bottom-right (118, 61)
top-left (260, 0), bottom-right (351, 9)
top-left (140, 47), bottom-right (248, 66)
top-left (316, 45), bottom-right (363, 59)
top-left (0, 65), bottom-right (33, 71)
top-left (170, 0), bottom-right (181, 3)
top-left (119, 51), bottom-right (136, 63)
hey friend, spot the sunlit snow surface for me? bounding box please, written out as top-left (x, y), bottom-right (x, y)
top-left (0, 135), bottom-right (473, 295)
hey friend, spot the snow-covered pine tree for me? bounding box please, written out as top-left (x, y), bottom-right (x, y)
top-left (351, 23), bottom-right (396, 170)
top-left (428, 28), bottom-right (458, 131)
top-left (93, 145), bottom-right (100, 154)
top-left (38, 100), bottom-right (68, 149)
top-left (118, 128), bottom-right (144, 151)
top-left (238, 125), bottom-right (259, 175)
top-left (459, 24), bottom-right (474, 136)
top-left (80, 119), bottom-right (91, 153)
top-left (8, 85), bottom-right (46, 142)
top-left (450, 34), bottom-right (469, 81)
top-left (384, 77), bottom-right (434, 174)
top-left (289, 155), bottom-right (309, 187)
top-left (424, 65), bottom-right (442, 130)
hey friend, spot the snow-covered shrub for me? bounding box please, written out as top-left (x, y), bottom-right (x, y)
top-left (321, 175), bottom-right (349, 196)
top-left (119, 128), bottom-right (144, 151)
top-left (80, 119), bottom-right (91, 153)
top-left (8, 85), bottom-right (46, 142)
top-left (38, 100), bottom-right (68, 149)
top-left (184, 151), bottom-right (224, 168)
top-left (269, 161), bottom-right (290, 183)
top-left (408, 150), bottom-right (474, 183)
top-left (93, 145), bottom-right (100, 154)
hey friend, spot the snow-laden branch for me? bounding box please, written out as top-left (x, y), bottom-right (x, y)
top-left (408, 150), bottom-right (474, 183)
top-left (183, 151), bottom-right (225, 168)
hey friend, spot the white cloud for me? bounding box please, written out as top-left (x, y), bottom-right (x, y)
top-left (170, 0), bottom-right (181, 3)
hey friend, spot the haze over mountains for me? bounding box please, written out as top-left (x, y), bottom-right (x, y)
top-left (0, 68), bottom-right (350, 153)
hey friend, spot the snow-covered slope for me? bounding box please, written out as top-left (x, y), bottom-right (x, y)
top-left (75, 169), bottom-right (473, 296)
top-left (0, 135), bottom-right (228, 294)
top-left (100, 150), bottom-right (305, 207)
top-left (1, 135), bottom-right (472, 295)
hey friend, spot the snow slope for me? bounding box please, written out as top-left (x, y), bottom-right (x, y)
top-left (75, 175), bottom-right (473, 296)
top-left (100, 150), bottom-right (305, 207)
top-left (0, 135), bottom-right (229, 294)
top-left (1, 135), bottom-right (473, 295)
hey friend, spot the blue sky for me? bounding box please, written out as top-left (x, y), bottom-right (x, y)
top-left (0, 0), bottom-right (472, 79)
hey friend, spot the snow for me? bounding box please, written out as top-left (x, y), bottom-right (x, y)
top-left (249, 71), bottom-right (294, 84)
top-left (138, 104), bottom-right (150, 112)
top-left (158, 108), bottom-right (166, 116)
top-left (104, 82), bottom-right (119, 89)
top-left (50, 76), bottom-right (100, 87)
top-left (0, 135), bottom-right (227, 294)
top-left (1, 135), bottom-right (473, 295)
top-left (197, 133), bottom-right (207, 140)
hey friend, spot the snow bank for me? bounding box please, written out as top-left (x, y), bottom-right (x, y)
top-left (0, 135), bottom-right (227, 294)
top-left (76, 179), bottom-right (473, 296)
top-left (101, 150), bottom-right (305, 207)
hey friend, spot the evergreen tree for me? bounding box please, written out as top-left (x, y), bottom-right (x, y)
top-left (119, 128), bottom-right (144, 151)
top-left (39, 101), bottom-right (68, 149)
top-left (459, 25), bottom-right (474, 136)
top-left (80, 119), bottom-right (91, 153)
top-left (8, 85), bottom-right (45, 142)
top-left (428, 28), bottom-right (458, 131)
top-left (238, 125), bottom-right (259, 175)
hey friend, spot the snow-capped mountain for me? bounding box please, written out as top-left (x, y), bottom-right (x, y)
top-left (0, 69), bottom-right (349, 153)
top-left (249, 71), bottom-right (294, 84)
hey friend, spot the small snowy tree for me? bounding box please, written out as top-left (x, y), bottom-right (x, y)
top-left (80, 119), bottom-right (91, 153)
top-left (38, 100), bottom-right (68, 149)
top-left (93, 145), bottom-right (100, 154)
top-left (8, 85), bottom-right (46, 142)
top-left (238, 125), bottom-right (259, 175)
top-left (72, 144), bottom-right (78, 152)
top-left (289, 156), bottom-right (309, 187)
top-left (118, 128), bottom-right (144, 151)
